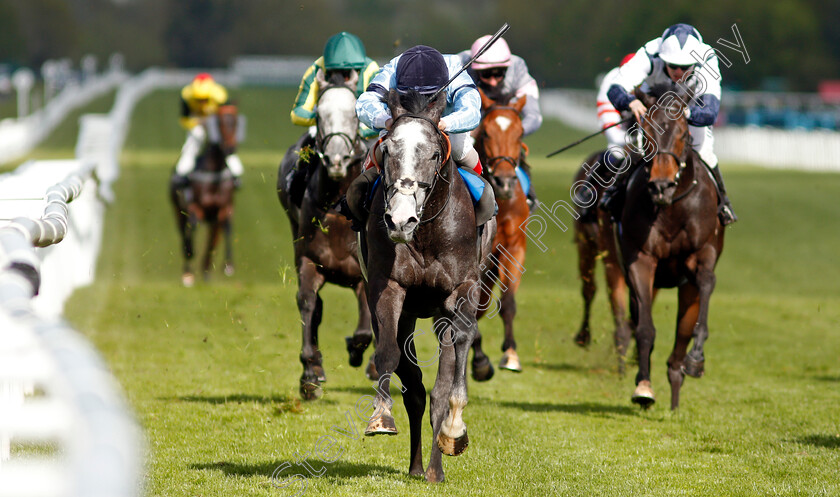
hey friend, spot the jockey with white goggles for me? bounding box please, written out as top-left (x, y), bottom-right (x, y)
top-left (603, 23), bottom-right (737, 225)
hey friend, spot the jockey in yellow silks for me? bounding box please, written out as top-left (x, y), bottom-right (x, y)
top-left (173, 73), bottom-right (243, 188)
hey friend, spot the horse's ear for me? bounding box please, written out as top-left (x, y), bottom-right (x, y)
top-left (427, 92), bottom-right (447, 122)
top-left (513, 94), bottom-right (527, 113)
top-left (315, 68), bottom-right (328, 89)
top-left (346, 69), bottom-right (359, 91)
top-left (387, 89), bottom-right (407, 119)
top-left (478, 88), bottom-right (494, 110)
top-left (634, 86), bottom-right (657, 108)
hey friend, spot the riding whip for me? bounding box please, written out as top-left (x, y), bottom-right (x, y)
top-left (427, 22), bottom-right (511, 103)
top-left (546, 116), bottom-right (633, 158)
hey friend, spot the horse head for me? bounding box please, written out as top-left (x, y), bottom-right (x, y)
top-left (634, 85), bottom-right (693, 206)
top-left (315, 69), bottom-right (364, 180)
top-left (210, 104), bottom-right (240, 158)
top-left (477, 89), bottom-right (526, 200)
top-left (380, 89), bottom-right (449, 243)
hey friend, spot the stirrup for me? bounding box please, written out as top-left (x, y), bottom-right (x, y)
top-left (719, 205), bottom-right (738, 226)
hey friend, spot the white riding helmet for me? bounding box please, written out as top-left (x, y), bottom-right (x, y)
top-left (470, 35), bottom-right (512, 70)
top-left (658, 23), bottom-right (704, 66)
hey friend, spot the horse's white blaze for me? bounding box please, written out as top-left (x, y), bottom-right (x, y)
top-left (494, 115), bottom-right (513, 132)
top-left (386, 121), bottom-right (427, 228)
top-left (317, 87), bottom-right (358, 175)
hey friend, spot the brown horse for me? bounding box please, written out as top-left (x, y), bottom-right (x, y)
top-left (618, 86), bottom-right (725, 410)
top-left (277, 70), bottom-right (373, 400)
top-left (170, 104), bottom-right (240, 286)
top-left (571, 149), bottom-right (633, 372)
top-left (472, 89), bottom-right (530, 373)
top-left (361, 89), bottom-right (496, 482)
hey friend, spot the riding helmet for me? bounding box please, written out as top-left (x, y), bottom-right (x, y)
top-left (395, 45), bottom-right (449, 95)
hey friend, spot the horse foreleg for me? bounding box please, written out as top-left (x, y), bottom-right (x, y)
top-left (684, 258), bottom-right (717, 378)
top-left (436, 283), bottom-right (477, 457)
top-left (346, 282), bottom-right (373, 368)
top-left (427, 320), bottom-right (455, 483)
top-left (498, 242), bottom-right (525, 372)
top-left (222, 211), bottom-right (234, 276)
top-left (180, 210), bottom-right (197, 286)
top-left (668, 283), bottom-right (700, 410)
top-left (575, 224), bottom-right (599, 347)
top-left (396, 318), bottom-right (425, 477)
top-left (202, 220), bottom-right (222, 281)
top-left (626, 253), bottom-right (657, 408)
top-left (296, 258), bottom-right (326, 400)
top-left (364, 279), bottom-right (405, 436)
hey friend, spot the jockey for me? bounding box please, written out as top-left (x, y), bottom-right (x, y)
top-left (600, 23), bottom-right (737, 225)
top-left (285, 32), bottom-right (380, 205)
top-left (341, 44), bottom-right (495, 228)
top-left (458, 35), bottom-right (542, 209)
top-left (173, 73), bottom-right (243, 190)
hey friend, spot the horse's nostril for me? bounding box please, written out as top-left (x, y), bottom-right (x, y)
top-left (404, 216), bottom-right (419, 231)
top-left (384, 213), bottom-right (396, 230)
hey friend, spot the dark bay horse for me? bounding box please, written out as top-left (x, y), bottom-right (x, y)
top-left (170, 104), bottom-right (240, 286)
top-left (618, 86), bottom-right (725, 410)
top-left (572, 149), bottom-right (633, 372)
top-left (361, 89), bottom-right (496, 482)
top-left (473, 89), bottom-right (530, 373)
top-left (277, 69), bottom-right (374, 400)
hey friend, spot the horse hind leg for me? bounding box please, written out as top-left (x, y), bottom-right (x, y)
top-left (397, 320), bottom-right (426, 477)
top-left (296, 259), bottom-right (326, 400)
top-left (427, 321), bottom-right (456, 483)
top-left (470, 262), bottom-right (497, 382)
top-left (574, 224), bottom-right (598, 347)
top-left (202, 219), bottom-right (222, 281)
top-left (684, 267), bottom-right (716, 378)
top-left (346, 282), bottom-right (373, 368)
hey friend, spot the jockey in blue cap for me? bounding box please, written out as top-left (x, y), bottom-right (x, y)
top-left (600, 23), bottom-right (737, 225)
top-left (340, 45), bottom-right (495, 228)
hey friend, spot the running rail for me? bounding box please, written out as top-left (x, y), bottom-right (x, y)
top-left (0, 165), bottom-right (142, 497)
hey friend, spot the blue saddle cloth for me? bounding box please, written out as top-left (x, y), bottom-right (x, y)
top-left (515, 166), bottom-right (531, 197)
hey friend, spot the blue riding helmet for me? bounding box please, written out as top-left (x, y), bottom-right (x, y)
top-left (395, 45), bottom-right (448, 95)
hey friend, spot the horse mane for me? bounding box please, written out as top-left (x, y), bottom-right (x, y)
top-left (327, 71), bottom-right (348, 87)
top-left (381, 89), bottom-right (445, 115)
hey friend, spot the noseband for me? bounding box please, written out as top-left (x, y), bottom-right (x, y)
top-left (479, 104), bottom-right (524, 175)
top-left (646, 127), bottom-right (698, 202)
top-left (382, 113), bottom-right (452, 224)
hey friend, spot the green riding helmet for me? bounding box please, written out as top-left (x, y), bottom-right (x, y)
top-left (323, 32), bottom-right (367, 70)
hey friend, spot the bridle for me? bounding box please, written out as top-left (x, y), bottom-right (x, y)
top-left (314, 85), bottom-right (365, 165)
top-left (381, 113), bottom-right (452, 225)
top-left (477, 104), bottom-right (526, 175)
top-left (642, 114), bottom-right (697, 201)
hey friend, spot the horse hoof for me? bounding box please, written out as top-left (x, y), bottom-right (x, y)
top-left (365, 359), bottom-right (379, 381)
top-left (682, 357), bottom-right (705, 378)
top-left (313, 364), bottom-right (327, 383)
top-left (365, 413), bottom-right (398, 436)
top-left (182, 273), bottom-right (195, 287)
top-left (345, 336), bottom-right (365, 368)
top-left (631, 380), bottom-right (655, 408)
top-left (425, 467), bottom-right (444, 483)
top-left (437, 429), bottom-right (469, 456)
top-left (574, 330), bottom-right (591, 348)
top-left (224, 263), bottom-right (234, 277)
top-left (299, 379), bottom-right (322, 401)
top-left (499, 348), bottom-right (522, 372)
top-left (471, 356), bottom-right (495, 382)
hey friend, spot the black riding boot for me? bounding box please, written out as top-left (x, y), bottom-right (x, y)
top-left (598, 159), bottom-right (639, 222)
top-left (336, 167), bottom-right (380, 232)
top-left (170, 173), bottom-right (192, 204)
top-left (710, 166), bottom-right (738, 225)
top-left (287, 157), bottom-right (313, 207)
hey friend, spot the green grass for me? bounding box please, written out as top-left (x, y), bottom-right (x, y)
top-left (61, 88), bottom-right (840, 496)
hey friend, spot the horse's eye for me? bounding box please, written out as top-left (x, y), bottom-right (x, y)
top-left (431, 152), bottom-right (440, 161)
